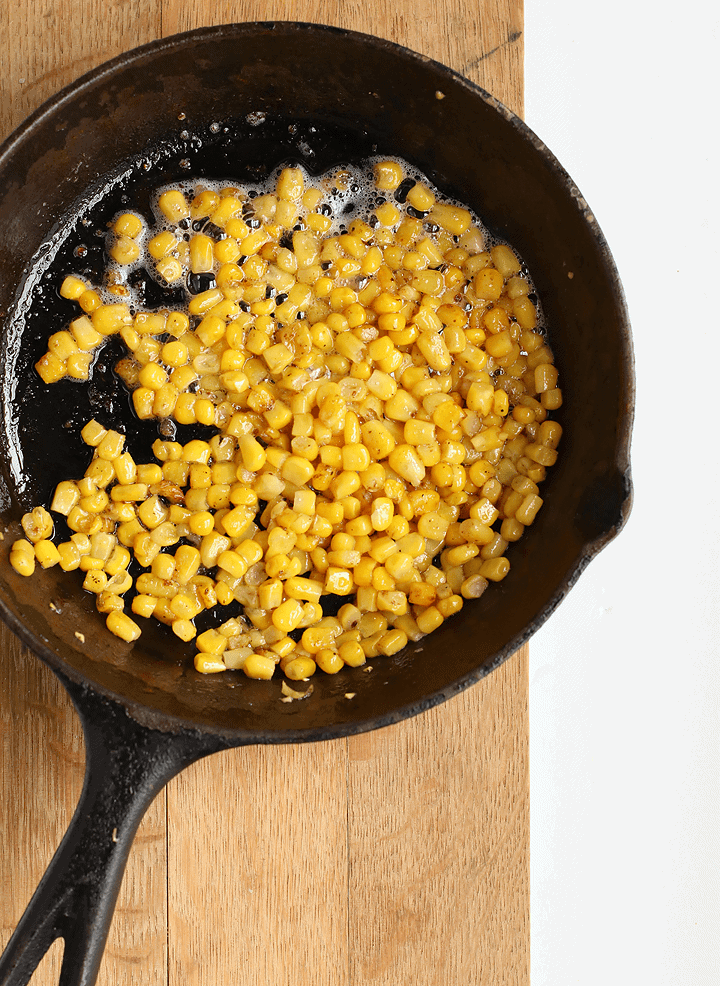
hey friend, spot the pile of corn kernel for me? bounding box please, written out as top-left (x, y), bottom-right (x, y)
top-left (11, 160), bottom-right (562, 682)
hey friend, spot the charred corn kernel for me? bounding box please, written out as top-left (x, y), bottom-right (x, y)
top-left (489, 243), bottom-right (521, 277)
top-left (406, 182), bottom-right (435, 212)
top-left (22, 506), bottom-right (54, 542)
top-left (425, 203), bottom-right (470, 235)
top-left (541, 388), bottom-right (563, 410)
top-left (376, 590), bottom-right (408, 616)
top-left (236, 434), bottom-right (267, 472)
top-left (95, 591), bottom-right (124, 614)
top-left (236, 540), bottom-right (263, 566)
top-left (281, 455), bottom-right (316, 487)
top-left (147, 229), bottom-right (178, 259)
top-left (361, 420), bottom-right (396, 460)
top-left (91, 304), bottom-right (132, 336)
top-left (151, 553), bottom-right (176, 581)
top-left (322, 566), bottom-right (352, 595)
top-left (407, 582), bottom-right (435, 607)
top-left (69, 316), bottom-right (102, 351)
top-left (473, 267), bottom-right (504, 300)
top-left (186, 510), bottom-right (213, 537)
top-left (78, 553), bottom-right (104, 572)
top-left (106, 611), bottom-right (141, 642)
top-left (367, 497), bottom-right (391, 532)
top-left (525, 442), bottom-right (557, 467)
top-left (215, 583), bottom-right (234, 607)
top-left (276, 166), bottom-right (304, 200)
top-left (256, 579), bottom-right (282, 611)
top-left (301, 626), bottom-right (339, 653)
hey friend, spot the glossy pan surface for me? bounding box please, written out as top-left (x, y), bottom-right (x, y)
top-left (0, 22), bottom-right (633, 741)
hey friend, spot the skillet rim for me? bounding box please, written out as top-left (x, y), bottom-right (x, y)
top-left (0, 20), bottom-right (635, 744)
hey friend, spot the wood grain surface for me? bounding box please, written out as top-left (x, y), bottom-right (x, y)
top-left (0, 2), bottom-right (528, 984)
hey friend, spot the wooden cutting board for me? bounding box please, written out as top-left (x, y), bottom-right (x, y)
top-left (0, 2), bottom-right (528, 983)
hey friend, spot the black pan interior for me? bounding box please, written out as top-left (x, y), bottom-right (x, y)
top-left (0, 23), bottom-right (633, 739)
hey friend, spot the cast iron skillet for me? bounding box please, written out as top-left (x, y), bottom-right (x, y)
top-left (0, 22), bottom-right (634, 986)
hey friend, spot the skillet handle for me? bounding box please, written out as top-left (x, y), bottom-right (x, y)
top-left (0, 675), bottom-right (229, 986)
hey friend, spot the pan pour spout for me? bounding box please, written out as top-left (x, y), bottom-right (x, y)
top-left (0, 677), bottom-right (231, 986)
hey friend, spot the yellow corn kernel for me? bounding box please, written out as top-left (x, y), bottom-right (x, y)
top-left (336, 640), bottom-right (364, 667)
top-left (238, 654), bottom-right (273, 679)
top-left (436, 594), bottom-right (463, 619)
top-left (189, 233), bottom-right (214, 273)
top-left (60, 274), bottom-right (88, 300)
top-left (388, 445), bottom-right (425, 487)
top-left (196, 628), bottom-right (228, 655)
top-left (21, 506), bottom-right (54, 542)
top-left (109, 234), bottom-right (140, 265)
top-left (284, 656), bottom-right (317, 680)
top-left (130, 594), bottom-right (156, 618)
top-left (282, 455), bottom-right (316, 487)
top-left (236, 434), bottom-right (267, 473)
top-left (272, 598), bottom-right (305, 633)
top-left (479, 557), bottom-right (511, 582)
top-left (415, 605), bottom-right (444, 634)
top-left (284, 576), bottom-right (324, 602)
top-left (78, 288), bottom-right (101, 313)
top-left (427, 203), bottom-right (471, 235)
top-left (158, 189), bottom-right (190, 222)
top-left (275, 166), bottom-right (304, 201)
top-left (377, 629), bottom-right (408, 656)
top-left (106, 611), bottom-right (141, 642)
top-left (171, 619), bottom-right (197, 642)
top-left (360, 420), bottom-right (396, 460)
top-left (375, 201), bottom-right (401, 226)
top-left (316, 649), bottom-right (344, 675)
top-left (35, 351), bottom-right (66, 383)
top-left (10, 540), bottom-right (36, 576)
top-left (195, 653), bottom-right (227, 674)
top-left (376, 589), bottom-right (408, 615)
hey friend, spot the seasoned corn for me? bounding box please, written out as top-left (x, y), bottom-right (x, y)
top-left (16, 159), bottom-right (561, 687)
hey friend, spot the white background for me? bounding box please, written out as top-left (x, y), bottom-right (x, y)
top-left (525, 1), bottom-right (720, 982)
